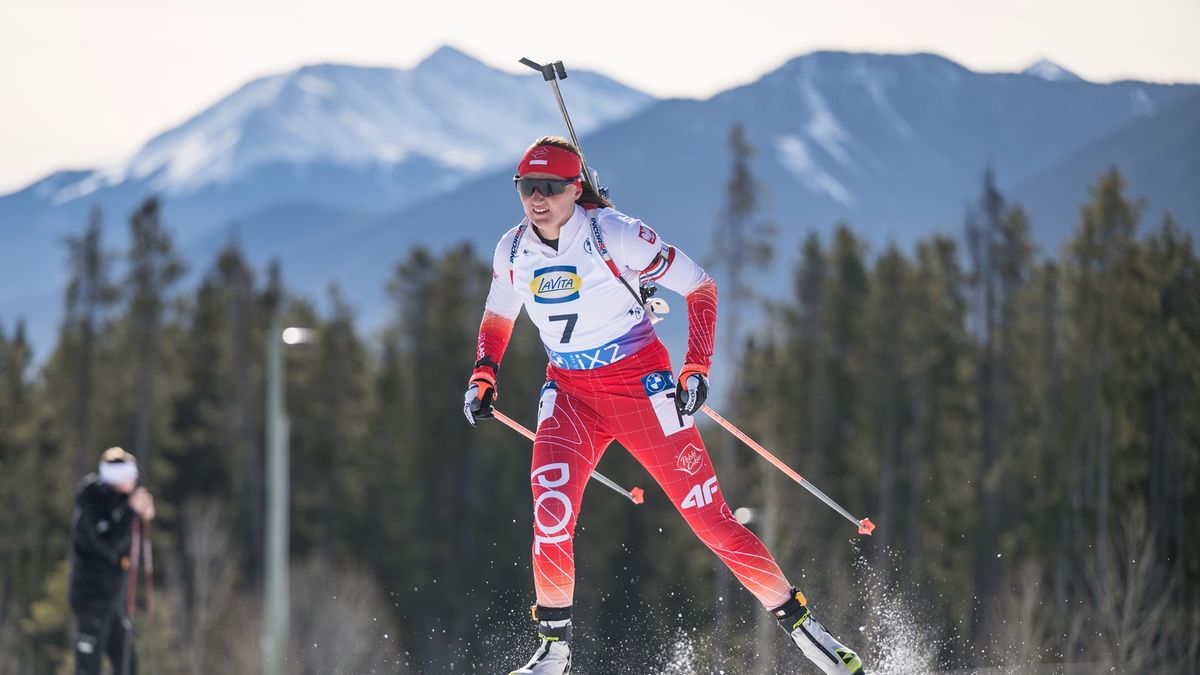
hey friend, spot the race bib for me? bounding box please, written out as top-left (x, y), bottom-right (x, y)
top-left (641, 371), bottom-right (693, 436)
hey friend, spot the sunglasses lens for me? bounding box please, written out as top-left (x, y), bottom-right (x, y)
top-left (515, 178), bottom-right (571, 197)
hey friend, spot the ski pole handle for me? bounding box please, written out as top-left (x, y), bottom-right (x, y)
top-left (493, 410), bottom-right (645, 505)
top-left (701, 405), bottom-right (874, 536)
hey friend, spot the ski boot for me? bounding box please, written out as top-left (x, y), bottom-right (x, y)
top-left (510, 605), bottom-right (572, 675)
top-left (771, 589), bottom-right (864, 674)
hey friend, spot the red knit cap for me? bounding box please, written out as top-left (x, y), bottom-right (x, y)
top-left (517, 144), bottom-right (582, 180)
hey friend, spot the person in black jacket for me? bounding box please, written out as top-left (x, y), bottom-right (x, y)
top-left (69, 447), bottom-right (155, 675)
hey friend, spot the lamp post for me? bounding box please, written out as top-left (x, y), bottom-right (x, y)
top-left (264, 319), bottom-right (314, 675)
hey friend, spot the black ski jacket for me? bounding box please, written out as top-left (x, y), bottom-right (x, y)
top-left (68, 474), bottom-right (134, 613)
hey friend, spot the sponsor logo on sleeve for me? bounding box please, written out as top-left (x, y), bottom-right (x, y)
top-left (530, 266), bottom-right (583, 304)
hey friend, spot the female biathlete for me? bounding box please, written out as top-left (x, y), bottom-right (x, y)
top-left (463, 136), bottom-right (865, 675)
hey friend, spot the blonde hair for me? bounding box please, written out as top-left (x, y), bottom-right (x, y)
top-left (101, 446), bottom-right (137, 464)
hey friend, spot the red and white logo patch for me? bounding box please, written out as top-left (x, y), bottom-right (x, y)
top-left (638, 225), bottom-right (657, 245)
top-left (518, 144), bottom-right (581, 176)
top-left (676, 444), bottom-right (704, 475)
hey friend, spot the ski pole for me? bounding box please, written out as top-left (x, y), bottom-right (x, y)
top-left (143, 521), bottom-right (154, 618)
top-left (120, 518), bottom-right (142, 675)
top-left (701, 405), bottom-right (875, 536)
top-left (144, 521), bottom-right (158, 675)
top-left (493, 409), bottom-right (645, 505)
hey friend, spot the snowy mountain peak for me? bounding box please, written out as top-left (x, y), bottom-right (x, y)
top-left (1022, 59), bottom-right (1083, 82)
top-left (50, 47), bottom-right (654, 203)
top-left (414, 45), bottom-right (490, 74)
top-left (776, 51), bottom-right (969, 82)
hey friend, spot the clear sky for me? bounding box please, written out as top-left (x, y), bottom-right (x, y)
top-left (2, 0), bottom-right (1197, 194)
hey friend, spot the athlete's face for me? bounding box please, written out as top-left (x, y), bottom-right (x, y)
top-left (518, 172), bottom-right (582, 231)
top-left (108, 478), bottom-right (137, 494)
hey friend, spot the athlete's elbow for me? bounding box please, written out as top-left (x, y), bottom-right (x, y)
top-left (687, 278), bottom-right (717, 299)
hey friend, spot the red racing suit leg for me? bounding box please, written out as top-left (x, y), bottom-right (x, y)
top-left (529, 381), bottom-right (611, 608)
top-left (529, 340), bottom-right (793, 610)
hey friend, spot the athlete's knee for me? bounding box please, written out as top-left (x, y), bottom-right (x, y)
top-left (531, 461), bottom-right (578, 554)
top-left (74, 629), bottom-right (103, 674)
top-left (679, 492), bottom-right (758, 548)
top-left (704, 517), bottom-right (760, 553)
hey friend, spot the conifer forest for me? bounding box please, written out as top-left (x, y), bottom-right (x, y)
top-left (1, 157), bottom-right (1197, 673)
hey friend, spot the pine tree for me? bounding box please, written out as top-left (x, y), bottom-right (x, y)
top-left (171, 240), bottom-right (264, 581)
top-left (0, 323), bottom-right (34, 609)
top-left (219, 242), bottom-right (264, 583)
top-left (125, 197), bottom-right (186, 484)
top-left (1131, 215), bottom-right (1199, 667)
top-left (964, 170), bottom-right (1034, 647)
top-left (908, 236), bottom-right (975, 630)
top-left (1, 323), bottom-right (75, 670)
top-left (62, 207), bottom-right (118, 477)
top-left (852, 245), bottom-right (914, 571)
top-left (379, 245), bottom-right (508, 665)
top-left (290, 286), bottom-right (369, 564)
top-left (797, 225), bottom-right (870, 642)
top-left (1063, 169), bottom-right (1143, 578)
top-left (822, 225), bottom-right (870, 519)
top-left (794, 234), bottom-right (831, 485)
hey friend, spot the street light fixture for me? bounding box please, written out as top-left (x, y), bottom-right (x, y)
top-left (281, 327), bottom-right (315, 345)
top-left (264, 320), bottom-right (313, 675)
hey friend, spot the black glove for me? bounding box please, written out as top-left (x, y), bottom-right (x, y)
top-left (675, 366), bottom-right (709, 416)
top-left (463, 374), bottom-right (496, 426)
